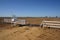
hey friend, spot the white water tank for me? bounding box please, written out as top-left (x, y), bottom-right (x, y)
top-left (11, 18), bottom-right (15, 22)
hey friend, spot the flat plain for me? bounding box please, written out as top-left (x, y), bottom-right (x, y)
top-left (0, 17), bottom-right (60, 40)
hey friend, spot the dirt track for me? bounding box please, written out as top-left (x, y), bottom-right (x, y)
top-left (0, 26), bottom-right (60, 40)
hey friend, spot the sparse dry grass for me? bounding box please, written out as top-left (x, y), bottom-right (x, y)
top-left (0, 26), bottom-right (60, 40)
top-left (0, 17), bottom-right (60, 40)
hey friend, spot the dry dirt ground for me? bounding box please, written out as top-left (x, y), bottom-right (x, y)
top-left (0, 26), bottom-right (60, 40)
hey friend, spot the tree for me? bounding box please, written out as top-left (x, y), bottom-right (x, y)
top-left (45, 16), bottom-right (48, 18)
top-left (56, 16), bottom-right (58, 18)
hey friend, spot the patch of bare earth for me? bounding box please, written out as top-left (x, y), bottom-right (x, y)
top-left (0, 26), bottom-right (60, 40)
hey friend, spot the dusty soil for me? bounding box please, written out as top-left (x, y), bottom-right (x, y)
top-left (0, 26), bottom-right (60, 40)
top-left (0, 17), bottom-right (60, 40)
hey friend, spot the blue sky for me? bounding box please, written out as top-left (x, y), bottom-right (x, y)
top-left (0, 0), bottom-right (60, 17)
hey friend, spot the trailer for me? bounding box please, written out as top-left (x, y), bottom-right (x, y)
top-left (4, 18), bottom-right (26, 26)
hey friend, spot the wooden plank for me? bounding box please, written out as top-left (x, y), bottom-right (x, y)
top-left (43, 21), bottom-right (60, 23)
top-left (47, 26), bottom-right (60, 28)
top-left (42, 21), bottom-right (60, 28)
top-left (45, 23), bottom-right (60, 26)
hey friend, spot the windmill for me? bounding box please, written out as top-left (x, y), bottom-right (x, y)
top-left (11, 15), bottom-right (17, 27)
